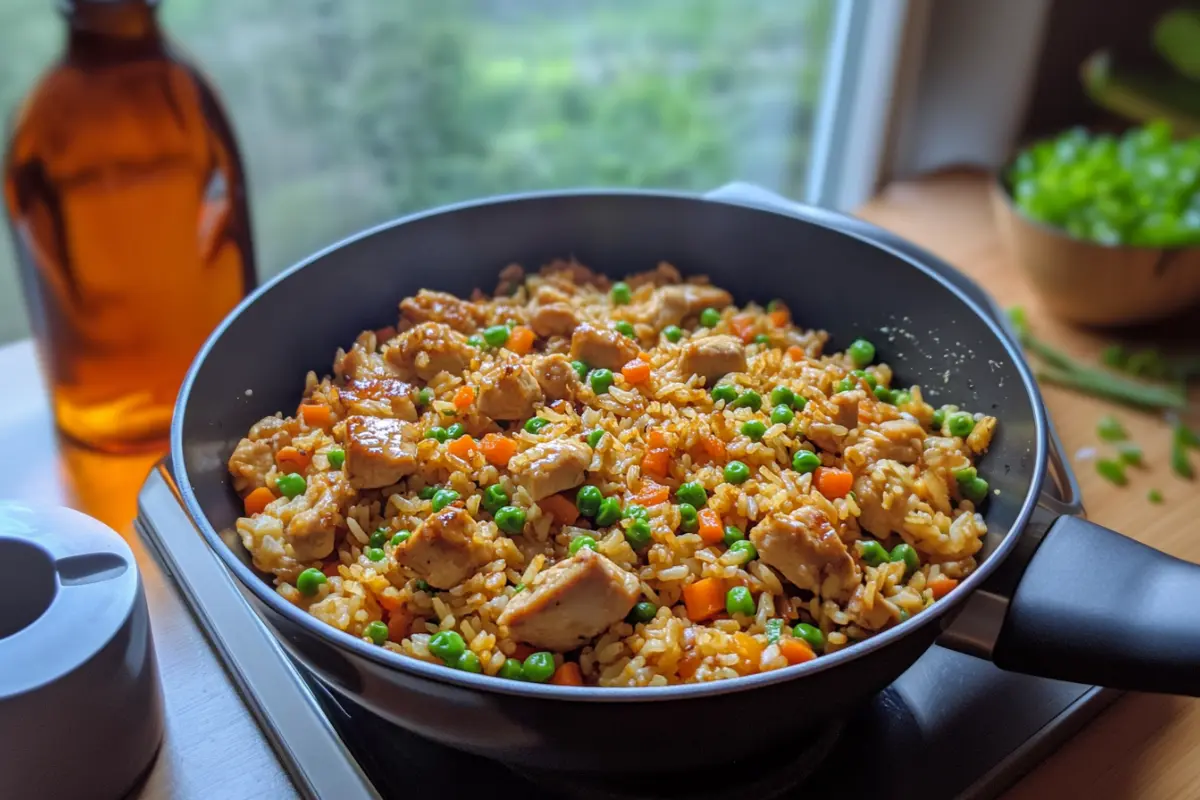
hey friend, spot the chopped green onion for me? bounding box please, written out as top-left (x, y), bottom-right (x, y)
top-left (1096, 458), bottom-right (1128, 486)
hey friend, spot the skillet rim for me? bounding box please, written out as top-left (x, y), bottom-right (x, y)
top-left (170, 188), bottom-right (1049, 703)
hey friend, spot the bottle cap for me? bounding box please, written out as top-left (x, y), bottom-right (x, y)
top-left (0, 503), bottom-right (163, 799)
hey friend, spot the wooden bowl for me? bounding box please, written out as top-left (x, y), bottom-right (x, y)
top-left (990, 177), bottom-right (1200, 326)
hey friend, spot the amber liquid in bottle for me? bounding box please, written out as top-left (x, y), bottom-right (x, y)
top-left (4, 0), bottom-right (255, 453)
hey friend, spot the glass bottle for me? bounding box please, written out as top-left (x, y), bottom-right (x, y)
top-left (3, 0), bottom-right (255, 453)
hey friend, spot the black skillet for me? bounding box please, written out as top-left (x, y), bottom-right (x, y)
top-left (171, 188), bottom-right (1200, 777)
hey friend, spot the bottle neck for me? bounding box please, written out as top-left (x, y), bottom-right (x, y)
top-left (63, 0), bottom-right (164, 58)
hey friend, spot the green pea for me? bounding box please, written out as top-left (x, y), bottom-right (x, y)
top-left (848, 338), bottom-right (876, 367)
top-left (431, 488), bottom-right (460, 512)
top-left (728, 539), bottom-right (757, 563)
top-left (741, 420), bottom-right (767, 441)
top-left (771, 405), bottom-right (794, 425)
top-left (446, 422), bottom-right (466, 440)
top-left (711, 384), bottom-right (739, 404)
top-left (856, 540), bottom-right (889, 566)
top-left (368, 529), bottom-right (388, 548)
top-left (417, 388), bottom-right (434, 406)
top-left (931, 408), bottom-right (946, 431)
top-left (418, 485), bottom-right (439, 500)
top-left (414, 579), bottom-right (432, 593)
top-left (483, 484), bottom-right (509, 514)
top-left (391, 530), bottom-right (412, 546)
top-left (792, 622), bottom-right (825, 652)
top-left (769, 386), bottom-right (795, 408)
top-left (730, 390), bottom-right (762, 411)
top-left (765, 618), bottom-right (784, 644)
top-left (429, 630), bottom-right (466, 662)
top-left (699, 307), bottom-right (721, 328)
top-left (522, 652), bottom-right (556, 683)
top-left (725, 585), bottom-right (756, 616)
top-left (835, 377), bottom-right (854, 393)
top-left (961, 476), bottom-right (990, 504)
top-left (426, 426), bottom-right (450, 443)
top-left (946, 412), bottom-right (975, 438)
top-left (467, 334), bottom-right (486, 349)
top-left (614, 321), bottom-right (636, 338)
top-left (677, 503), bottom-right (698, 532)
top-left (594, 497), bottom-right (623, 527)
top-left (589, 368), bottom-right (614, 395)
top-left (586, 429), bottom-right (605, 448)
top-left (624, 504), bottom-right (648, 520)
top-left (524, 417), bottom-right (550, 434)
top-left (571, 360), bottom-right (589, 380)
top-left (873, 386), bottom-right (896, 404)
top-left (792, 450), bottom-right (821, 474)
top-left (454, 651), bottom-right (483, 673)
top-left (893, 390), bottom-right (912, 406)
top-left (326, 449), bottom-right (345, 469)
top-left (676, 482), bottom-right (707, 508)
top-left (364, 621), bottom-right (389, 645)
top-left (365, 547), bottom-right (386, 562)
top-left (889, 543), bottom-right (920, 577)
top-left (753, 333), bottom-right (770, 345)
top-left (627, 601), bottom-right (658, 624)
top-left (793, 395), bottom-right (808, 411)
top-left (850, 369), bottom-right (878, 389)
top-left (576, 485), bottom-right (603, 517)
top-left (276, 473), bottom-right (306, 499)
top-left (723, 525), bottom-right (745, 546)
top-left (499, 658), bottom-right (524, 680)
top-left (483, 324), bottom-right (510, 348)
top-left (952, 466), bottom-right (977, 484)
top-left (625, 519), bottom-right (653, 549)
top-left (296, 567), bottom-right (327, 596)
top-left (611, 281), bottom-right (632, 305)
top-left (663, 325), bottom-right (683, 343)
top-left (495, 506), bottom-right (526, 534)
top-left (724, 460), bottom-right (751, 484)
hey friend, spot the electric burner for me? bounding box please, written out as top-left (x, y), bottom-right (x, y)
top-left (135, 183), bottom-right (1116, 800)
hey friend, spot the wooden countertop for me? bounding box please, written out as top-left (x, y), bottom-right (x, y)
top-left (2, 170), bottom-right (1198, 799)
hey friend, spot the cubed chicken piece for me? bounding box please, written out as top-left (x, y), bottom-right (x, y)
top-left (532, 353), bottom-right (579, 401)
top-left (807, 390), bottom-right (865, 454)
top-left (497, 548), bottom-right (640, 650)
top-left (283, 471), bottom-right (353, 561)
top-left (392, 507), bottom-right (492, 589)
top-left (569, 323), bottom-right (641, 372)
top-left (386, 322), bottom-right (473, 381)
top-left (530, 302), bottom-right (580, 338)
top-left (477, 361), bottom-right (543, 420)
top-left (832, 390), bottom-right (862, 430)
top-left (334, 342), bottom-right (397, 382)
top-left (508, 439), bottom-right (592, 501)
top-left (400, 289), bottom-right (482, 333)
top-left (338, 377), bottom-right (419, 421)
top-left (647, 284), bottom-right (733, 329)
top-left (345, 415), bottom-right (419, 489)
top-left (750, 507), bottom-right (861, 603)
top-left (679, 335), bottom-right (747, 385)
top-left (626, 261), bottom-right (682, 289)
top-left (228, 436), bottom-right (275, 492)
top-left (853, 460), bottom-right (913, 538)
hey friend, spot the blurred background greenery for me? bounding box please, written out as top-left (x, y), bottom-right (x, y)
top-left (0, 0), bottom-right (834, 343)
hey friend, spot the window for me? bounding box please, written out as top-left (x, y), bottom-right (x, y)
top-left (0, 0), bottom-right (859, 344)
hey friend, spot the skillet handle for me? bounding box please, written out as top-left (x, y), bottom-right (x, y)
top-left (991, 515), bottom-right (1200, 696)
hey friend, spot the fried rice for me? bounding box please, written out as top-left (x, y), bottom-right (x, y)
top-left (227, 260), bottom-right (996, 687)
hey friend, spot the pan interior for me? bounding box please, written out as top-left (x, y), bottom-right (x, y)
top-left (176, 191), bottom-right (1040, 593)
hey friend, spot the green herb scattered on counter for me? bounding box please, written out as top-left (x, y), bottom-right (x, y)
top-left (1007, 308), bottom-right (1187, 410)
top-left (1148, 488), bottom-right (1165, 504)
top-left (1171, 423), bottom-right (1196, 479)
top-left (1096, 458), bottom-right (1128, 486)
top-left (1097, 415), bottom-right (1127, 442)
top-left (1117, 441), bottom-right (1144, 466)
